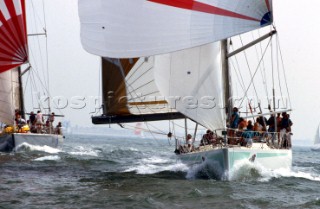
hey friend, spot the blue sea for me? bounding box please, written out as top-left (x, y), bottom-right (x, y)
top-left (0, 133), bottom-right (320, 209)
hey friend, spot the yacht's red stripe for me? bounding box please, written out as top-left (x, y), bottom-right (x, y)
top-left (148, 0), bottom-right (259, 22)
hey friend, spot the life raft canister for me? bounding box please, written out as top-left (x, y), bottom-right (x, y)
top-left (4, 126), bottom-right (14, 133)
top-left (19, 125), bottom-right (30, 133)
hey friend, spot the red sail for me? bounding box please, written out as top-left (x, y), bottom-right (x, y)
top-left (0, 0), bottom-right (28, 73)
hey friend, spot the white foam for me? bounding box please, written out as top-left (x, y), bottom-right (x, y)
top-left (228, 160), bottom-right (320, 182)
top-left (270, 167), bottom-right (320, 182)
top-left (69, 146), bottom-right (101, 157)
top-left (125, 162), bottom-right (188, 174)
top-left (124, 155), bottom-right (188, 174)
top-left (141, 156), bottom-right (170, 164)
top-left (34, 155), bottom-right (61, 161)
top-left (228, 160), bottom-right (265, 181)
top-left (15, 142), bottom-right (61, 154)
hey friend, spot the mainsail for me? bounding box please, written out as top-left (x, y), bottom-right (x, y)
top-left (92, 57), bottom-right (184, 124)
top-left (314, 125), bottom-right (320, 145)
top-left (0, 0), bottom-right (28, 73)
top-left (78, 0), bottom-right (272, 58)
top-left (0, 68), bottom-right (21, 125)
top-left (154, 42), bottom-right (225, 131)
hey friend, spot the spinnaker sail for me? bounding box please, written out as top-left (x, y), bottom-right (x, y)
top-left (0, 0), bottom-right (28, 73)
top-left (78, 0), bottom-right (272, 58)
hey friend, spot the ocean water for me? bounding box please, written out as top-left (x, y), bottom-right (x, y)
top-left (0, 133), bottom-right (320, 209)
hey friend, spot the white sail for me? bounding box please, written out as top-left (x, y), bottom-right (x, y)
top-left (0, 68), bottom-right (21, 125)
top-left (78, 0), bottom-right (273, 58)
top-left (101, 57), bottom-right (176, 116)
top-left (314, 125), bottom-right (320, 145)
top-left (125, 57), bottom-right (175, 114)
top-left (154, 42), bottom-right (225, 131)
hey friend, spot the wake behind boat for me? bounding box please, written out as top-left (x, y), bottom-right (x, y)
top-left (0, 1), bottom-right (63, 152)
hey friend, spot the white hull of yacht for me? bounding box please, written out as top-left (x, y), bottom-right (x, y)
top-left (179, 143), bottom-right (292, 179)
top-left (13, 133), bottom-right (64, 148)
top-left (0, 133), bottom-right (64, 152)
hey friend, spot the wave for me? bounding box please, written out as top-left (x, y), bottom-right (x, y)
top-left (34, 155), bottom-right (61, 161)
top-left (271, 167), bottom-right (320, 182)
top-left (68, 146), bottom-right (101, 157)
top-left (124, 156), bottom-right (188, 174)
top-left (14, 142), bottom-right (61, 154)
top-left (186, 160), bottom-right (226, 180)
top-left (229, 160), bottom-right (320, 182)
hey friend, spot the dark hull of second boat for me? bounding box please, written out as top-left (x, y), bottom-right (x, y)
top-left (0, 134), bottom-right (15, 152)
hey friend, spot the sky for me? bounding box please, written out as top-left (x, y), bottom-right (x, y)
top-left (23, 0), bottom-right (320, 142)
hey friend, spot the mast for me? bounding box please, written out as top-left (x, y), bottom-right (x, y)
top-left (18, 67), bottom-right (25, 119)
top-left (221, 39), bottom-right (232, 122)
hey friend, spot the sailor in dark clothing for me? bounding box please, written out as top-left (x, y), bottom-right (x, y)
top-left (29, 111), bottom-right (36, 125)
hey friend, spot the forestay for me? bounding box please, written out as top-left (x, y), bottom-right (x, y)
top-left (154, 42), bottom-right (225, 131)
top-left (78, 0), bottom-right (272, 58)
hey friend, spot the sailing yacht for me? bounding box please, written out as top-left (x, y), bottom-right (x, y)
top-left (78, 0), bottom-right (292, 178)
top-left (0, 0), bottom-right (63, 152)
top-left (311, 125), bottom-right (320, 151)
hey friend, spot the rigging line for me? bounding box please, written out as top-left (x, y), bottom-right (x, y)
top-left (239, 36), bottom-right (259, 100)
top-left (230, 59), bottom-right (255, 115)
top-left (29, 71), bottom-right (36, 110)
top-left (144, 122), bottom-right (164, 146)
top-left (275, 35), bottom-right (286, 106)
top-left (230, 56), bottom-right (246, 92)
top-left (30, 0), bottom-right (45, 28)
top-left (271, 34), bottom-right (275, 109)
top-left (127, 64), bottom-right (153, 87)
top-left (29, 1), bottom-right (48, 90)
top-left (125, 58), bottom-right (150, 81)
top-left (121, 123), bottom-right (166, 135)
top-left (276, 34), bottom-right (292, 108)
top-left (29, 66), bottom-right (50, 96)
top-left (122, 60), bottom-right (173, 116)
top-left (114, 59), bottom-right (156, 116)
top-left (171, 121), bottom-right (206, 131)
top-left (238, 38), bottom-right (272, 108)
top-left (229, 39), bottom-right (246, 91)
top-left (254, 31), bottom-right (270, 101)
top-left (144, 122), bottom-right (167, 135)
top-left (229, 41), bottom-right (258, 112)
top-left (42, 0), bottom-right (50, 109)
top-left (170, 121), bottom-right (190, 142)
top-left (127, 90), bottom-right (161, 101)
top-left (128, 80), bottom-right (154, 93)
top-left (29, 70), bottom-right (42, 110)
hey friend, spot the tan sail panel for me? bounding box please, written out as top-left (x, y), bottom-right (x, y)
top-left (102, 58), bottom-right (139, 115)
